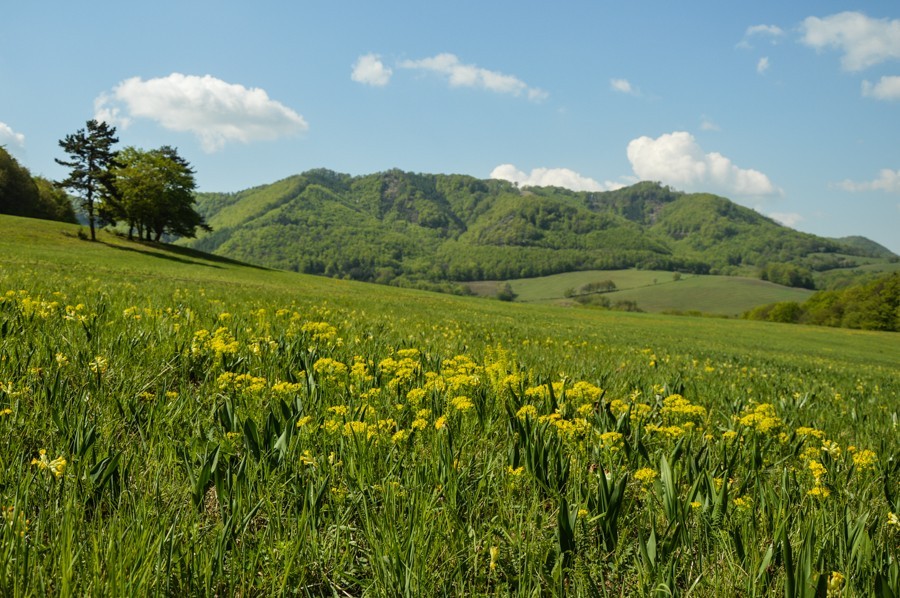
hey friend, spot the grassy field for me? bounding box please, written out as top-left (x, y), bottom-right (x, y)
top-left (467, 270), bottom-right (814, 315)
top-left (1, 215), bottom-right (898, 595)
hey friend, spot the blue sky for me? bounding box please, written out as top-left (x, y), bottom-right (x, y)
top-left (2, 1), bottom-right (899, 252)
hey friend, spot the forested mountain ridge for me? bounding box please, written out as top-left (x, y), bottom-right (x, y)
top-left (185, 168), bottom-right (896, 289)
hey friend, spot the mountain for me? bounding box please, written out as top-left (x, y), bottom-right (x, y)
top-left (184, 169), bottom-right (895, 289)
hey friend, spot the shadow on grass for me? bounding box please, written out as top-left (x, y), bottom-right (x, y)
top-left (96, 238), bottom-right (270, 271)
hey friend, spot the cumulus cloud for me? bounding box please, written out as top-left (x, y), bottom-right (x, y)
top-left (352, 53), bottom-right (393, 87)
top-left (490, 164), bottom-right (626, 192)
top-left (626, 131), bottom-right (780, 197)
top-left (838, 168), bottom-right (900, 193)
top-left (399, 53), bottom-right (548, 101)
top-left (0, 122), bottom-right (25, 149)
top-left (768, 212), bottom-right (804, 227)
top-left (94, 73), bottom-right (308, 152)
top-left (800, 12), bottom-right (900, 71)
top-left (862, 75), bottom-right (900, 101)
top-left (610, 78), bottom-right (639, 95)
top-left (757, 57), bottom-right (770, 74)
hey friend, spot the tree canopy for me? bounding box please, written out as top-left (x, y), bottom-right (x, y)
top-left (56, 119), bottom-right (120, 240)
top-left (0, 147), bottom-right (76, 223)
top-left (110, 146), bottom-right (209, 241)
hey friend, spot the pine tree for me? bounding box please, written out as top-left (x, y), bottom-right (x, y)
top-left (55, 119), bottom-right (120, 241)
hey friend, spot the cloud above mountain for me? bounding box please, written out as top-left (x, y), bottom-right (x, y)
top-left (626, 131), bottom-right (780, 197)
top-left (94, 73), bottom-right (308, 152)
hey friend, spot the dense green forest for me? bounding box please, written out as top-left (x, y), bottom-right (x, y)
top-left (0, 147), bottom-right (76, 223)
top-left (744, 272), bottom-right (900, 331)
top-left (187, 169), bottom-right (896, 290)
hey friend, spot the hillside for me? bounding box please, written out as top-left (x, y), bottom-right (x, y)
top-left (185, 170), bottom-right (896, 290)
top-left (1, 214), bottom-right (899, 595)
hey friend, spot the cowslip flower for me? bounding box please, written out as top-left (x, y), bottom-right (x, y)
top-left (31, 450), bottom-right (66, 479)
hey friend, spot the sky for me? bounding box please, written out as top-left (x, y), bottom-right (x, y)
top-left (2, 1), bottom-right (899, 253)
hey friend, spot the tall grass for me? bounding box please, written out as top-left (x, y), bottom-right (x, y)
top-left (0, 221), bottom-right (898, 595)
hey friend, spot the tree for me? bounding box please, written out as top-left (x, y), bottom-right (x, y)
top-left (0, 146), bottom-right (41, 217)
top-left (56, 119), bottom-right (120, 241)
top-left (112, 146), bottom-right (209, 241)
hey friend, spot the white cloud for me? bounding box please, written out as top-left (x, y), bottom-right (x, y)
top-left (746, 24), bottom-right (785, 38)
top-left (0, 122), bottom-right (25, 149)
top-left (399, 53), bottom-right (548, 101)
top-left (626, 131), bottom-right (780, 197)
top-left (838, 168), bottom-right (900, 193)
top-left (768, 212), bottom-right (804, 227)
top-left (610, 78), bottom-right (639, 95)
top-left (800, 12), bottom-right (900, 71)
top-left (490, 164), bottom-right (626, 192)
top-left (351, 53), bottom-right (393, 87)
top-left (700, 117), bottom-right (721, 132)
top-left (862, 75), bottom-right (900, 101)
top-left (737, 24), bottom-right (785, 49)
top-left (757, 57), bottom-right (770, 74)
top-left (94, 73), bottom-right (309, 152)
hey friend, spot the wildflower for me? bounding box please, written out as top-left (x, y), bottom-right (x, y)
top-left (827, 571), bottom-right (844, 596)
top-left (736, 403), bottom-right (781, 434)
top-left (887, 512), bottom-right (900, 530)
top-left (411, 418), bottom-right (428, 430)
top-left (0, 408), bottom-right (11, 417)
top-left (450, 396), bottom-right (474, 412)
top-left (296, 415), bottom-right (312, 428)
top-left (852, 449), bottom-right (877, 470)
top-left (31, 449), bottom-right (66, 479)
top-left (634, 467), bottom-right (657, 486)
top-left (600, 431), bottom-right (623, 451)
top-left (507, 466), bottom-right (525, 476)
top-left (89, 355), bottom-right (108, 375)
top-left (391, 429), bottom-right (409, 444)
top-left (434, 415), bottom-right (448, 430)
top-left (733, 496), bottom-right (752, 510)
top-left (489, 545), bottom-right (499, 571)
top-left (690, 501), bottom-right (702, 509)
top-left (516, 404), bottom-right (538, 420)
top-left (807, 485), bottom-right (830, 499)
top-left (821, 440), bottom-right (841, 458)
top-left (299, 451), bottom-right (316, 467)
top-left (55, 353), bottom-right (69, 367)
top-left (808, 460), bottom-right (827, 483)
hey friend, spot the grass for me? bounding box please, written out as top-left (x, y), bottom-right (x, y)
top-left (1, 214), bottom-right (898, 596)
top-left (468, 269), bottom-right (814, 315)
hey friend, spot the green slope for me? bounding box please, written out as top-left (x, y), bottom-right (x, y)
top-left (185, 170), bottom-right (896, 288)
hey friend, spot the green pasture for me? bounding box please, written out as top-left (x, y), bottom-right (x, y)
top-left (468, 269), bottom-right (814, 316)
top-left (1, 215), bottom-right (898, 595)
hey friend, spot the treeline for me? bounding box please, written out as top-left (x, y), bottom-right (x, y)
top-left (0, 147), bottom-right (76, 223)
top-left (743, 273), bottom-right (900, 331)
top-left (56, 120), bottom-right (208, 242)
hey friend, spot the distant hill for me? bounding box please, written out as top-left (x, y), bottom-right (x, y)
top-left (185, 169), bottom-right (896, 289)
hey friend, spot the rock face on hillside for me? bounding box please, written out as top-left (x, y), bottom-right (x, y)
top-left (185, 169), bottom-right (894, 287)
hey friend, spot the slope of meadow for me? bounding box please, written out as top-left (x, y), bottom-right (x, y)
top-left (1, 215), bottom-right (898, 595)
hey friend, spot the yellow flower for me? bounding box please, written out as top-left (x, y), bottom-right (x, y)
top-left (434, 415), bottom-right (448, 430)
top-left (516, 404), bottom-right (538, 420)
top-left (808, 460), bottom-right (827, 483)
top-left (827, 571), bottom-right (844, 595)
top-left (89, 355), bottom-right (108, 375)
top-left (296, 415), bottom-right (312, 428)
top-left (450, 396), bottom-right (474, 412)
top-left (0, 408), bottom-right (11, 417)
top-left (489, 545), bottom-right (499, 571)
top-left (634, 467), bottom-right (657, 485)
top-left (852, 449), bottom-right (877, 470)
top-left (31, 449), bottom-right (66, 479)
top-left (807, 485), bottom-right (830, 499)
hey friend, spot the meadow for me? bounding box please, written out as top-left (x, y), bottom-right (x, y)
top-left (467, 270), bottom-right (815, 315)
top-left (1, 215), bottom-right (898, 596)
